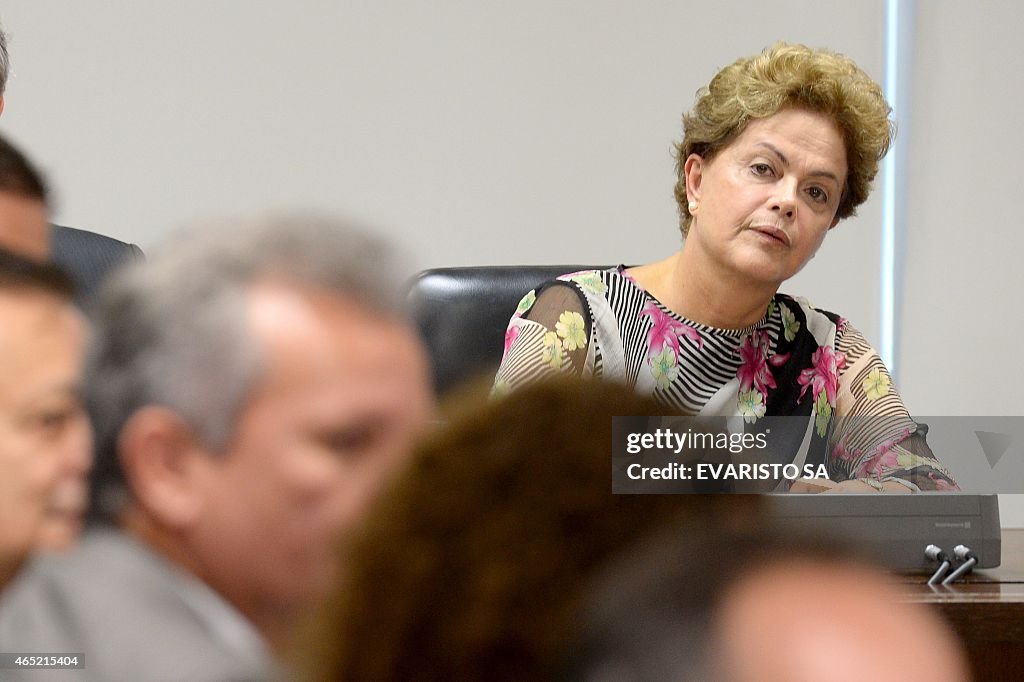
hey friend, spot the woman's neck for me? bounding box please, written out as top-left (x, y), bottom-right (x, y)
top-left (628, 249), bottom-right (777, 330)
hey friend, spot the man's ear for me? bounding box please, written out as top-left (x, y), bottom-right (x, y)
top-left (117, 406), bottom-right (212, 529)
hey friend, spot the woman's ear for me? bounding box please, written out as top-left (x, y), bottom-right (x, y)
top-left (684, 153), bottom-right (705, 205)
top-left (117, 406), bottom-right (212, 530)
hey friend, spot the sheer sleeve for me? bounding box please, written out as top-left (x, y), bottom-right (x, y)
top-left (827, 323), bottom-right (959, 491)
top-left (492, 282), bottom-right (593, 396)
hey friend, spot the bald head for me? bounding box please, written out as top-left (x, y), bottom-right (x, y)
top-left (568, 523), bottom-right (971, 682)
top-left (714, 558), bottom-right (970, 682)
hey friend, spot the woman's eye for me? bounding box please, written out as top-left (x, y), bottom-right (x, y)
top-left (751, 163), bottom-right (773, 176)
top-left (807, 186), bottom-right (829, 203)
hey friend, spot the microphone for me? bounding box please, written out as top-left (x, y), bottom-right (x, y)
top-left (924, 544), bottom-right (950, 586)
top-left (941, 545), bottom-right (978, 585)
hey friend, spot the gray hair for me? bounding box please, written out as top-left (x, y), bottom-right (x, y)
top-left (0, 26), bottom-right (8, 96)
top-left (87, 213), bottom-right (409, 519)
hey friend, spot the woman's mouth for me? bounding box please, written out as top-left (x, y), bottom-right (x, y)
top-left (749, 224), bottom-right (791, 247)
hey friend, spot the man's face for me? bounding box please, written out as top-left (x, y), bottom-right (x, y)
top-left (0, 192), bottom-right (49, 261)
top-left (0, 289), bottom-right (91, 565)
top-left (188, 281), bottom-right (433, 622)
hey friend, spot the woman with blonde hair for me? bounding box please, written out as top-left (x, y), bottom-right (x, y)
top-left (495, 43), bottom-right (957, 494)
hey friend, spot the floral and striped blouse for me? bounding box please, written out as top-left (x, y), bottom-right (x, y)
top-left (493, 266), bottom-right (958, 491)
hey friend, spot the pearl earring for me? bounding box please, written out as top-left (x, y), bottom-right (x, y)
top-left (688, 201), bottom-right (698, 212)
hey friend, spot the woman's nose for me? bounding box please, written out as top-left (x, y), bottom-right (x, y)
top-left (770, 181), bottom-right (798, 218)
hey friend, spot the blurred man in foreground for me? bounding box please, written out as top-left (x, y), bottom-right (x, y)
top-left (570, 524), bottom-right (970, 682)
top-left (0, 249), bottom-right (90, 590)
top-left (0, 27), bottom-right (142, 300)
top-left (0, 215), bottom-right (434, 681)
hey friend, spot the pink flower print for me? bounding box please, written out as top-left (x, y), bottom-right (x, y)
top-left (927, 471), bottom-right (958, 491)
top-left (797, 345), bottom-right (847, 405)
top-left (501, 324), bottom-right (520, 362)
top-left (836, 316), bottom-right (849, 334)
top-left (833, 440), bottom-right (859, 463)
top-left (867, 446), bottom-right (902, 474)
top-left (736, 330), bottom-right (789, 396)
top-left (854, 426), bottom-right (914, 477)
top-left (640, 301), bottom-right (702, 359)
top-left (737, 332), bottom-right (768, 394)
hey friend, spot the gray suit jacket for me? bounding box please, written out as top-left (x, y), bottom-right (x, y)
top-left (0, 529), bottom-right (277, 682)
top-left (50, 225), bottom-right (144, 306)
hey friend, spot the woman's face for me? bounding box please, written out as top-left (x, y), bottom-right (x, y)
top-left (683, 108), bottom-right (847, 290)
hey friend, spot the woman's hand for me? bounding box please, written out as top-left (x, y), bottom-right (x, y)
top-left (823, 479), bottom-right (885, 493)
top-left (789, 477), bottom-right (838, 493)
top-left (790, 477), bottom-right (912, 493)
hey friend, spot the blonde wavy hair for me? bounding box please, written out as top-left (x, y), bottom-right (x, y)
top-left (673, 42), bottom-right (894, 235)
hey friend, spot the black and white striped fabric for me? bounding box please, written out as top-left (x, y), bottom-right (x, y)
top-left (494, 266), bottom-right (958, 491)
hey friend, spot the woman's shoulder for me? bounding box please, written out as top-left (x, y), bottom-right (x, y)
top-left (774, 293), bottom-right (854, 341)
top-left (775, 293), bottom-right (845, 325)
top-left (529, 266), bottom-right (632, 299)
top-left (511, 266), bottom-right (643, 330)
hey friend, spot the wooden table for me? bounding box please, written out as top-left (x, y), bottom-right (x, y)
top-left (899, 529), bottom-right (1024, 680)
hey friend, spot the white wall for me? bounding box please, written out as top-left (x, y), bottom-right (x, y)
top-left (5, 3), bottom-right (1017, 520)
top-left (900, 1), bottom-right (1024, 525)
top-left (1, 1), bottom-right (884, 334)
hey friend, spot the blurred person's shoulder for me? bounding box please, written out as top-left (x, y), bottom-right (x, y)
top-left (0, 528), bottom-right (275, 682)
top-left (50, 225), bottom-right (144, 304)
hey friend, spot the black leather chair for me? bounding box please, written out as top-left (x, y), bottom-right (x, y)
top-left (51, 225), bottom-right (144, 306)
top-left (408, 265), bottom-right (609, 395)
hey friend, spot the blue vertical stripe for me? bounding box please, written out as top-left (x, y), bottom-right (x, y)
top-left (881, 0), bottom-right (912, 380)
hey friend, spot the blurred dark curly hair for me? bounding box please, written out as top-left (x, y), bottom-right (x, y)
top-left (301, 377), bottom-right (761, 681)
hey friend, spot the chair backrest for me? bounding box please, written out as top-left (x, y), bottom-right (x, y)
top-left (408, 265), bottom-right (609, 395)
top-left (51, 225), bottom-right (145, 306)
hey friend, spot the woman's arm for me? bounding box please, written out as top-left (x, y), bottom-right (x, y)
top-left (492, 281), bottom-right (592, 396)
top-left (827, 323), bottom-right (959, 492)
